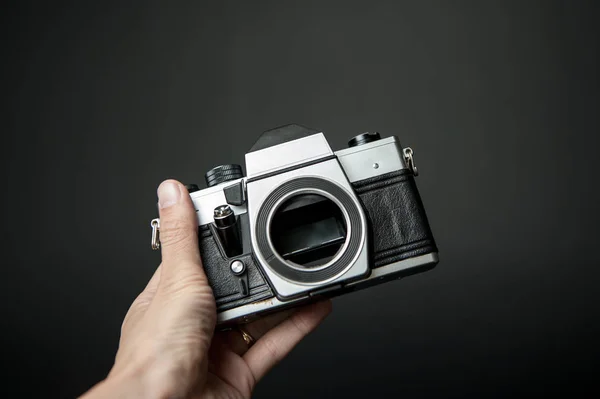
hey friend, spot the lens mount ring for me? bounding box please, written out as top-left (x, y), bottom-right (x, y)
top-left (265, 187), bottom-right (351, 273)
top-left (255, 176), bottom-right (364, 284)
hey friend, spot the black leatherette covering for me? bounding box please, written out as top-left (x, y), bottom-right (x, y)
top-left (198, 226), bottom-right (274, 311)
top-left (352, 169), bottom-right (437, 267)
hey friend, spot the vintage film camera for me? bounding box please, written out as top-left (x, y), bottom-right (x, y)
top-left (150, 124), bottom-right (438, 326)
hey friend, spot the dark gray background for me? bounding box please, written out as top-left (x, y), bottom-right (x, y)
top-left (3, 1), bottom-right (599, 397)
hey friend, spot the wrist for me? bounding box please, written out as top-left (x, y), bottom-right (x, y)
top-left (81, 360), bottom-right (181, 399)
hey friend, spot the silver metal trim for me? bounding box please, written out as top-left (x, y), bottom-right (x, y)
top-left (217, 296), bottom-right (288, 324)
top-left (245, 133), bottom-right (334, 178)
top-left (335, 136), bottom-right (408, 182)
top-left (345, 252), bottom-right (439, 287)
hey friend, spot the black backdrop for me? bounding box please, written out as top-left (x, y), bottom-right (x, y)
top-left (3, 1), bottom-right (599, 397)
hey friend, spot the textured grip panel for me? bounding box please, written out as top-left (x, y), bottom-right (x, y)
top-left (353, 169), bottom-right (437, 267)
top-left (198, 227), bottom-right (274, 311)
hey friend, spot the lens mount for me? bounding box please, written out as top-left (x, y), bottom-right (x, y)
top-left (266, 188), bottom-right (351, 273)
top-left (254, 177), bottom-right (365, 284)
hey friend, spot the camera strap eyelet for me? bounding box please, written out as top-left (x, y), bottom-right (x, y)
top-left (151, 218), bottom-right (160, 250)
top-left (403, 147), bottom-right (418, 176)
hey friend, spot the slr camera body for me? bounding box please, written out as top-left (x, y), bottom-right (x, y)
top-left (150, 124), bottom-right (438, 326)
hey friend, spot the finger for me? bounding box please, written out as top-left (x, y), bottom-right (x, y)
top-left (208, 308), bottom-right (301, 398)
top-left (220, 308), bottom-right (297, 356)
top-left (243, 300), bottom-right (332, 382)
top-left (156, 179), bottom-right (202, 278)
top-left (207, 334), bottom-right (256, 398)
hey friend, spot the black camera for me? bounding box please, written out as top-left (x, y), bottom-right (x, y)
top-left (150, 124), bottom-right (438, 326)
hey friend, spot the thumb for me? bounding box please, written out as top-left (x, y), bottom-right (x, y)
top-left (156, 179), bottom-right (203, 280)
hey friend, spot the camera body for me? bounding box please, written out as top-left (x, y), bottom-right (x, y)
top-left (151, 124), bottom-right (438, 326)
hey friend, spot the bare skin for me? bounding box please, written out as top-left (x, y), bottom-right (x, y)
top-left (81, 180), bottom-right (332, 398)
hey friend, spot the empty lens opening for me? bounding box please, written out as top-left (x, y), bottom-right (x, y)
top-left (270, 194), bottom-right (347, 269)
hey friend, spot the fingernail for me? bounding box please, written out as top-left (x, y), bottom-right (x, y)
top-left (157, 181), bottom-right (181, 209)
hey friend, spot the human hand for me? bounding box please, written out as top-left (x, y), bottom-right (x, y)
top-left (81, 179), bottom-right (332, 399)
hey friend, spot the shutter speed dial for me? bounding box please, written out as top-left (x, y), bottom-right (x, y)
top-left (348, 132), bottom-right (381, 147)
top-left (205, 164), bottom-right (244, 187)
